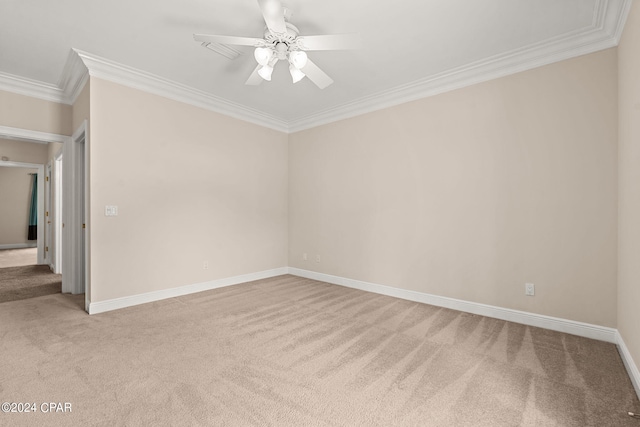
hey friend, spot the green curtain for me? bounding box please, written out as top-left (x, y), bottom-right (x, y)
top-left (27, 174), bottom-right (37, 240)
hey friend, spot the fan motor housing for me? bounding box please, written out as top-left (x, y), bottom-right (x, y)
top-left (263, 22), bottom-right (301, 58)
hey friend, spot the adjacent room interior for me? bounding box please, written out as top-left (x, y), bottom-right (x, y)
top-left (0, 139), bottom-right (63, 302)
top-left (1, 0), bottom-right (639, 425)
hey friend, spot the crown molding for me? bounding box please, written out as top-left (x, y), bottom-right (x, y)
top-left (59, 49), bottom-right (90, 105)
top-left (0, 49), bottom-right (88, 106)
top-left (73, 49), bottom-right (289, 133)
top-left (612, 0), bottom-right (634, 43)
top-left (0, 71), bottom-right (66, 104)
top-left (287, 0), bottom-right (632, 133)
top-left (0, 0), bottom-right (631, 133)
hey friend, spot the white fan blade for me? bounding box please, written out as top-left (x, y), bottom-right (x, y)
top-left (301, 59), bottom-right (334, 89)
top-left (245, 65), bottom-right (264, 85)
top-left (257, 0), bottom-right (286, 34)
top-left (194, 34), bottom-right (263, 46)
top-left (297, 34), bottom-right (361, 51)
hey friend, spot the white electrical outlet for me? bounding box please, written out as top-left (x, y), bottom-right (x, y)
top-left (303, 253), bottom-right (308, 261)
top-left (316, 255), bottom-right (321, 263)
top-left (203, 261), bottom-right (209, 270)
top-left (525, 283), bottom-right (535, 296)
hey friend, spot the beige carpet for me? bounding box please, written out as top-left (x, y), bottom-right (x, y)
top-left (0, 265), bottom-right (61, 303)
top-left (0, 275), bottom-right (638, 426)
top-left (0, 247), bottom-right (37, 268)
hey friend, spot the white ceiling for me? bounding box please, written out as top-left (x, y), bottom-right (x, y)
top-left (0, 0), bottom-right (631, 132)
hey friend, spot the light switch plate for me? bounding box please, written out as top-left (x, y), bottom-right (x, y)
top-left (105, 205), bottom-right (118, 216)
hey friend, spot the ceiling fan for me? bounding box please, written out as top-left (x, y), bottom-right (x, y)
top-left (193, 0), bottom-right (359, 89)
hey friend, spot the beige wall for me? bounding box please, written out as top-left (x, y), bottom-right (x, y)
top-left (0, 89), bottom-right (72, 136)
top-left (289, 48), bottom-right (618, 327)
top-left (0, 166), bottom-right (38, 245)
top-left (0, 138), bottom-right (49, 164)
top-left (618, 0), bottom-right (640, 389)
top-left (88, 78), bottom-right (289, 302)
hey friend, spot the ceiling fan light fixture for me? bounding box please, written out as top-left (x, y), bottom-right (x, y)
top-left (195, 2), bottom-right (354, 89)
top-left (289, 64), bottom-right (305, 83)
top-left (258, 64), bottom-right (274, 81)
top-left (289, 50), bottom-right (308, 69)
top-left (254, 47), bottom-right (273, 66)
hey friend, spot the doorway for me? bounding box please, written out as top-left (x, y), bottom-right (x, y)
top-left (62, 120), bottom-right (89, 311)
top-left (0, 160), bottom-right (59, 303)
top-left (0, 125), bottom-right (88, 310)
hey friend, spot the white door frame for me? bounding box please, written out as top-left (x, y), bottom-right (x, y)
top-left (0, 161), bottom-right (45, 263)
top-left (63, 120), bottom-right (90, 311)
top-left (53, 150), bottom-right (63, 274)
top-left (45, 161), bottom-right (52, 268)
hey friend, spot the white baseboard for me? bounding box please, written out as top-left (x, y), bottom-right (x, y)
top-left (0, 243), bottom-right (37, 250)
top-left (88, 267), bottom-right (289, 315)
top-left (617, 331), bottom-right (640, 400)
top-left (287, 268), bottom-right (618, 344)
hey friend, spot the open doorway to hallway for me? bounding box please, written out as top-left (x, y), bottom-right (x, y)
top-left (0, 126), bottom-right (84, 306)
top-left (0, 161), bottom-right (61, 303)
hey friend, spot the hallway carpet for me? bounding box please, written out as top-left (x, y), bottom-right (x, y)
top-left (0, 247), bottom-right (37, 268)
top-left (0, 275), bottom-right (638, 426)
top-left (0, 265), bottom-right (61, 303)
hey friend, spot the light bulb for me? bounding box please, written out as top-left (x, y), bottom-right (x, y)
top-left (289, 65), bottom-right (305, 83)
top-left (289, 50), bottom-right (308, 69)
top-left (258, 65), bottom-right (274, 81)
top-left (254, 47), bottom-right (273, 66)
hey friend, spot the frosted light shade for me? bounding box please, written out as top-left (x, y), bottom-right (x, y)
top-left (289, 50), bottom-right (308, 69)
top-left (254, 47), bottom-right (273, 66)
top-left (289, 65), bottom-right (305, 83)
